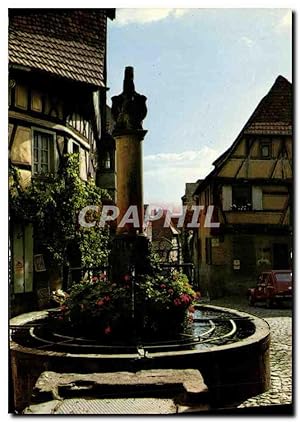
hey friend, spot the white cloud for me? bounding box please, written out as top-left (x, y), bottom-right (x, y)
top-left (114, 8), bottom-right (190, 25)
top-left (143, 146), bottom-right (221, 206)
top-left (277, 10), bottom-right (292, 31)
top-left (240, 36), bottom-right (254, 48)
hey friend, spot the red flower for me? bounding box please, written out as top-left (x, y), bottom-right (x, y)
top-left (99, 273), bottom-right (107, 281)
top-left (160, 284), bottom-right (166, 289)
top-left (104, 326), bottom-right (112, 335)
top-left (173, 298), bottom-right (181, 306)
top-left (92, 276), bottom-right (98, 282)
top-left (96, 299), bottom-right (104, 307)
top-left (179, 294), bottom-right (191, 304)
top-left (168, 288), bottom-right (174, 294)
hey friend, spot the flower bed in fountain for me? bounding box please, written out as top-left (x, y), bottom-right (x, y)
top-left (50, 270), bottom-right (199, 342)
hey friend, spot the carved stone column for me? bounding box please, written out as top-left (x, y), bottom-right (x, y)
top-left (110, 67), bottom-right (149, 281)
top-left (112, 66), bottom-right (147, 235)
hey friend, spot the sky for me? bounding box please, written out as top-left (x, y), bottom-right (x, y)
top-left (106, 8), bottom-right (292, 208)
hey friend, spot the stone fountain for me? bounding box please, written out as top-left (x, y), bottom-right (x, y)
top-left (10, 68), bottom-right (271, 413)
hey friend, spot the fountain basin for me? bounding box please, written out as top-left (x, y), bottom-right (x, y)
top-left (10, 304), bottom-right (270, 412)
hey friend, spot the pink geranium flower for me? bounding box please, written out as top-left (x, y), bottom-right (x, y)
top-left (104, 326), bottom-right (112, 335)
top-left (179, 293), bottom-right (191, 304)
top-left (173, 298), bottom-right (181, 306)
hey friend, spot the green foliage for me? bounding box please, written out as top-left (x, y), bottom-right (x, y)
top-left (9, 154), bottom-right (111, 268)
top-left (137, 271), bottom-right (196, 310)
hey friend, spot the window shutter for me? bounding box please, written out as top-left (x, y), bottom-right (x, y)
top-left (222, 185), bottom-right (232, 211)
top-left (252, 186), bottom-right (263, 210)
top-left (24, 225), bottom-right (33, 292)
top-left (13, 225), bottom-right (25, 294)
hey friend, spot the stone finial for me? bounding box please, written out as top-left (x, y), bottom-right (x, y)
top-left (111, 66), bottom-right (147, 132)
top-left (123, 66), bottom-right (135, 93)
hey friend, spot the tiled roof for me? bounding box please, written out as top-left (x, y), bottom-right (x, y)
top-left (9, 10), bottom-right (113, 87)
top-left (244, 122), bottom-right (292, 135)
top-left (213, 75), bottom-right (292, 168)
top-left (248, 76), bottom-right (292, 125)
top-left (194, 76), bottom-right (292, 194)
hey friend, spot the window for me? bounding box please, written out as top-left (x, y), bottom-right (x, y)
top-left (275, 272), bottom-right (292, 282)
top-left (232, 185), bottom-right (251, 211)
top-left (100, 151), bottom-right (112, 170)
top-left (72, 143), bottom-right (79, 154)
top-left (261, 142), bottom-right (272, 158)
top-left (33, 130), bottom-right (55, 175)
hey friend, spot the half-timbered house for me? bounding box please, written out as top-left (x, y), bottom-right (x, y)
top-left (193, 75), bottom-right (292, 297)
top-left (9, 9), bottom-right (115, 314)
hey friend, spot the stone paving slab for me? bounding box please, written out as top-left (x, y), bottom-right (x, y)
top-left (208, 297), bottom-right (292, 409)
top-left (24, 397), bottom-right (210, 415)
top-left (238, 316), bottom-right (292, 408)
top-left (25, 368), bottom-right (209, 414)
top-left (26, 398), bottom-right (177, 415)
top-left (31, 368), bottom-right (208, 402)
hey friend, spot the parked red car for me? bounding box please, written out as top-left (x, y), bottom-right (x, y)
top-left (247, 270), bottom-right (292, 308)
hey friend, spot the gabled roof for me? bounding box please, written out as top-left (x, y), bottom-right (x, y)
top-left (181, 182), bottom-right (201, 202)
top-left (246, 76), bottom-right (292, 125)
top-left (213, 75), bottom-right (292, 168)
top-left (9, 9), bottom-right (115, 87)
top-left (194, 75), bottom-right (292, 195)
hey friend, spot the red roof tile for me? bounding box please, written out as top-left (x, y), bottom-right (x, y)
top-left (247, 75), bottom-right (292, 125)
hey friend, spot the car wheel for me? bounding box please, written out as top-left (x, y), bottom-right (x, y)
top-left (248, 295), bottom-right (255, 306)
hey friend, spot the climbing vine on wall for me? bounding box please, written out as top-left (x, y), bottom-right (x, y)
top-left (9, 154), bottom-right (111, 268)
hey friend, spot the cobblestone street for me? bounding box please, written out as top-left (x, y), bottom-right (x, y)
top-left (209, 297), bottom-right (293, 409)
